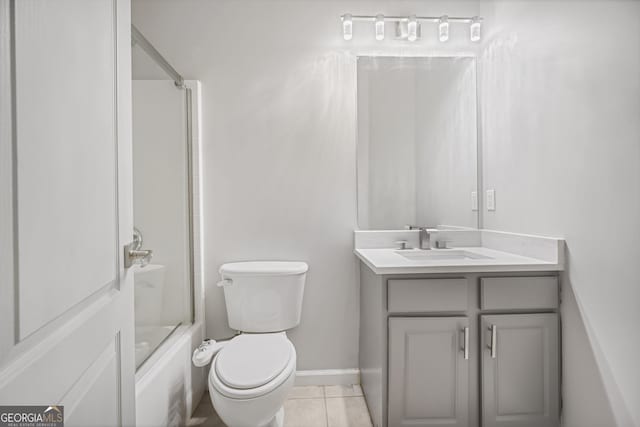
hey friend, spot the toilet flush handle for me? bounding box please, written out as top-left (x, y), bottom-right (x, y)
top-left (217, 279), bottom-right (233, 287)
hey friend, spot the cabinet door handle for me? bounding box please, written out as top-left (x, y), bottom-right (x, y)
top-left (463, 327), bottom-right (469, 360)
top-left (488, 324), bottom-right (497, 358)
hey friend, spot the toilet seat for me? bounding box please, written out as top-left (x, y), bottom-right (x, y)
top-left (210, 333), bottom-right (296, 400)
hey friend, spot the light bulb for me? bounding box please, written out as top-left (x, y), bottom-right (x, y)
top-left (375, 14), bottom-right (385, 41)
top-left (342, 14), bottom-right (353, 40)
top-left (438, 15), bottom-right (449, 42)
top-left (407, 15), bottom-right (418, 42)
top-left (470, 17), bottom-right (481, 42)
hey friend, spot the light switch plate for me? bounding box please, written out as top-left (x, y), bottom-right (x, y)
top-left (471, 191), bottom-right (478, 211)
top-left (486, 189), bottom-right (496, 211)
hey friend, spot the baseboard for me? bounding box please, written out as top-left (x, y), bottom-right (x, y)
top-left (294, 369), bottom-right (360, 386)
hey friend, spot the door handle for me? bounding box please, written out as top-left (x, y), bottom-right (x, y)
top-left (124, 242), bottom-right (153, 268)
top-left (488, 324), bottom-right (497, 358)
top-left (462, 327), bottom-right (469, 360)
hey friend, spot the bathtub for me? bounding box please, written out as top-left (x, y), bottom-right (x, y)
top-left (135, 323), bottom-right (206, 427)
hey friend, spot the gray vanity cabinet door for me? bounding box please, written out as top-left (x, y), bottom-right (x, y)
top-left (388, 317), bottom-right (469, 427)
top-left (481, 314), bottom-right (560, 427)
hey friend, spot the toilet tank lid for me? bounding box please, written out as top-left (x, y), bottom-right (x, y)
top-left (219, 261), bottom-right (308, 277)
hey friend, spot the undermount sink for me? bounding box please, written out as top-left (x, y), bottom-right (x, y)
top-left (395, 249), bottom-right (493, 261)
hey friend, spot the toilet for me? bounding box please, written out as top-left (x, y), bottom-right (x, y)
top-left (201, 261), bottom-right (308, 427)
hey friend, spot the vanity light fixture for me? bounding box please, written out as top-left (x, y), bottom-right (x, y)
top-left (407, 15), bottom-right (418, 42)
top-left (342, 13), bottom-right (353, 40)
top-left (438, 15), bottom-right (449, 42)
top-left (470, 16), bottom-right (482, 42)
top-left (375, 14), bottom-right (385, 41)
top-left (340, 13), bottom-right (482, 42)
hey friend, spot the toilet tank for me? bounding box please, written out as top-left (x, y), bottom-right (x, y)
top-left (218, 261), bottom-right (308, 333)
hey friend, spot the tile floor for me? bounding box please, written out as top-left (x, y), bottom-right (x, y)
top-left (187, 385), bottom-right (373, 427)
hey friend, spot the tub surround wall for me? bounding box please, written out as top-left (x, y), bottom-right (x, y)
top-left (479, 1), bottom-right (640, 425)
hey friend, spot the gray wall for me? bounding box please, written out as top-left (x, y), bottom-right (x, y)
top-left (479, 1), bottom-right (640, 426)
top-left (132, 0), bottom-right (481, 370)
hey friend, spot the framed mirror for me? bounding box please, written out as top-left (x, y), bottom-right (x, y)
top-left (356, 56), bottom-right (479, 230)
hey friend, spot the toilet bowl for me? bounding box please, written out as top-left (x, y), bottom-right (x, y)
top-left (208, 332), bottom-right (296, 427)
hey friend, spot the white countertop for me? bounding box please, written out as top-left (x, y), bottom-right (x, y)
top-left (354, 246), bottom-right (564, 275)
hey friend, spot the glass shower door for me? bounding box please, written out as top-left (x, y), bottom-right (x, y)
top-left (132, 40), bottom-right (193, 369)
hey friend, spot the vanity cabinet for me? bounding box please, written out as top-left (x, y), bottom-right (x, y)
top-left (388, 317), bottom-right (469, 427)
top-left (358, 265), bottom-right (561, 427)
top-left (480, 314), bottom-right (559, 427)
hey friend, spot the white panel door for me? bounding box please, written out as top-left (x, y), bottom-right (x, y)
top-left (0, 0), bottom-right (135, 425)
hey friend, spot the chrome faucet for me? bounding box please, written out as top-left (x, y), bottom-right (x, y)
top-left (406, 225), bottom-right (436, 250)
